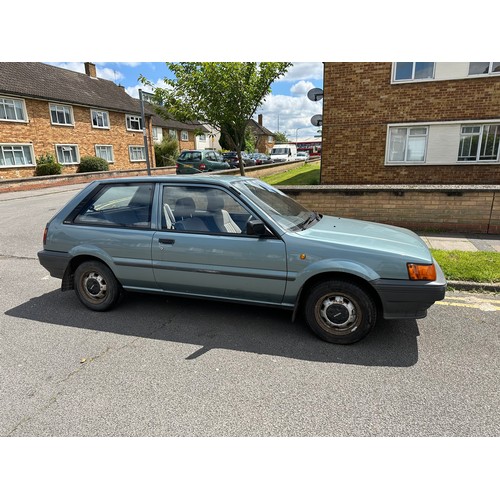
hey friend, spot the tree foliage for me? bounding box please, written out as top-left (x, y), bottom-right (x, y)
top-left (273, 131), bottom-right (289, 143)
top-left (140, 62), bottom-right (292, 175)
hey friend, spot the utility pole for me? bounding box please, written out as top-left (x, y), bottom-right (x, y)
top-left (139, 89), bottom-right (152, 176)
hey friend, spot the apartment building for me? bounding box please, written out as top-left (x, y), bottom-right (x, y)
top-left (321, 62), bottom-right (500, 185)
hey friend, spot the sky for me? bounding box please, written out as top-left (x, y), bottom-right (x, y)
top-left (46, 62), bottom-right (324, 141)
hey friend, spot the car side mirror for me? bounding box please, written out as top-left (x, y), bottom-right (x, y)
top-left (247, 219), bottom-right (267, 236)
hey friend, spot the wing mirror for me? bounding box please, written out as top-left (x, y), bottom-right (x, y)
top-left (246, 219), bottom-right (268, 236)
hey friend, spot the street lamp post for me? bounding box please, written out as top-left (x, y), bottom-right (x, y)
top-left (139, 89), bottom-right (154, 176)
top-left (295, 127), bottom-right (304, 143)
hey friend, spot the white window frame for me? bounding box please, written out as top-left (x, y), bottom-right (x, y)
top-left (91, 109), bottom-right (110, 129)
top-left (49, 103), bottom-right (74, 126)
top-left (0, 96), bottom-right (28, 122)
top-left (169, 129), bottom-right (177, 139)
top-left (180, 130), bottom-right (189, 141)
top-left (468, 62), bottom-right (500, 76)
top-left (55, 144), bottom-right (79, 164)
top-left (458, 123), bottom-right (500, 162)
top-left (129, 145), bottom-right (146, 162)
top-left (126, 114), bottom-right (142, 131)
top-left (386, 126), bottom-right (429, 164)
top-left (0, 143), bottom-right (35, 167)
top-left (392, 63), bottom-right (435, 83)
top-left (95, 144), bottom-right (114, 163)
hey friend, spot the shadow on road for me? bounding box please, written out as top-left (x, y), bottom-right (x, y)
top-left (6, 290), bottom-right (420, 367)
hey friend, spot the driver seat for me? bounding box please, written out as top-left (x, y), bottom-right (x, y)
top-left (206, 191), bottom-right (241, 233)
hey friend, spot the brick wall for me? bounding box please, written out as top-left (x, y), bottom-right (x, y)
top-left (0, 98), bottom-right (155, 179)
top-left (281, 186), bottom-right (499, 234)
top-left (321, 63), bottom-right (500, 185)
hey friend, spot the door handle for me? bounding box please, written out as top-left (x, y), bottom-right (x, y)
top-left (159, 238), bottom-right (175, 245)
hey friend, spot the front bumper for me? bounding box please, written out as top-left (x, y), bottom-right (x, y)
top-left (372, 260), bottom-right (447, 320)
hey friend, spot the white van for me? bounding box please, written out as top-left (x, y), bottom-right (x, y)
top-left (269, 144), bottom-right (298, 162)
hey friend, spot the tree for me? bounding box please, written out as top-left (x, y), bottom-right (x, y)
top-left (273, 131), bottom-right (289, 143)
top-left (140, 62), bottom-right (292, 175)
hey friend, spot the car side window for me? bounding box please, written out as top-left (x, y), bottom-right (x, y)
top-left (161, 185), bottom-right (253, 234)
top-left (74, 183), bottom-right (154, 228)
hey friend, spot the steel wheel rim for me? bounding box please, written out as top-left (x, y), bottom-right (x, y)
top-left (81, 271), bottom-right (108, 303)
top-left (315, 293), bottom-right (361, 335)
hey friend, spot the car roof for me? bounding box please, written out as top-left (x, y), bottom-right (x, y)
top-left (88, 175), bottom-right (252, 188)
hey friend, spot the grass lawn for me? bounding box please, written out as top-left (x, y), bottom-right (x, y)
top-left (431, 250), bottom-right (500, 283)
top-left (262, 162), bottom-right (320, 185)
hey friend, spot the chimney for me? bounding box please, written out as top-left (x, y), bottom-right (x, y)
top-left (258, 114), bottom-right (263, 126)
top-left (84, 62), bottom-right (97, 78)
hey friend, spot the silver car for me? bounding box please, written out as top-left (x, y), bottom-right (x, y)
top-left (38, 176), bottom-right (446, 344)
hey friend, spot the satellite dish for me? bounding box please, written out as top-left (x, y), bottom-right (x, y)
top-left (311, 114), bottom-right (323, 127)
top-left (307, 88), bottom-right (324, 102)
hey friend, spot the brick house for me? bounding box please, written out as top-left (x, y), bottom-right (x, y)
top-left (0, 62), bottom-right (158, 179)
top-left (148, 103), bottom-right (210, 157)
top-left (321, 62), bottom-right (500, 185)
top-left (247, 114), bottom-right (275, 153)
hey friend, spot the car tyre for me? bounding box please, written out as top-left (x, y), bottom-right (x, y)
top-left (74, 260), bottom-right (121, 311)
top-left (304, 280), bottom-right (376, 344)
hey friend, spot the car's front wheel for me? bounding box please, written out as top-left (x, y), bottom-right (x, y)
top-left (74, 260), bottom-right (121, 311)
top-left (304, 280), bottom-right (376, 344)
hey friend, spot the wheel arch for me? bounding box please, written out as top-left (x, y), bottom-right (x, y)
top-left (293, 271), bottom-right (383, 321)
top-left (62, 254), bottom-right (113, 291)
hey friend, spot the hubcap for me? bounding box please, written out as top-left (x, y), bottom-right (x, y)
top-left (319, 295), bottom-right (357, 331)
top-left (83, 272), bottom-right (107, 300)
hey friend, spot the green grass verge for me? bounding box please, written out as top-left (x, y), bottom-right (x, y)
top-left (262, 162), bottom-right (320, 185)
top-left (431, 250), bottom-right (500, 283)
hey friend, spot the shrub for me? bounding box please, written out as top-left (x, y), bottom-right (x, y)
top-left (154, 136), bottom-right (179, 167)
top-left (35, 154), bottom-right (62, 176)
top-left (77, 156), bottom-right (109, 173)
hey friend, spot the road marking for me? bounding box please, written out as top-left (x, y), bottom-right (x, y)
top-left (437, 298), bottom-right (500, 312)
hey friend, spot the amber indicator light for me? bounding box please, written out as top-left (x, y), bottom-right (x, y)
top-left (407, 263), bottom-right (437, 281)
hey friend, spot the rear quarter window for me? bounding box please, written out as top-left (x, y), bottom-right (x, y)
top-left (73, 183), bottom-right (154, 228)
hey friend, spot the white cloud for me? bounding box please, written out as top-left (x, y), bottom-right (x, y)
top-left (281, 62), bottom-right (323, 81)
top-left (256, 91), bottom-right (323, 140)
top-left (290, 80), bottom-right (315, 96)
top-left (125, 78), bottom-right (170, 98)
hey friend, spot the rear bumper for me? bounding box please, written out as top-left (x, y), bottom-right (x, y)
top-left (372, 261), bottom-right (447, 320)
top-left (37, 250), bottom-right (71, 279)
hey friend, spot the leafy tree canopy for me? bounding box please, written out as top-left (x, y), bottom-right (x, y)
top-left (140, 62), bottom-right (292, 175)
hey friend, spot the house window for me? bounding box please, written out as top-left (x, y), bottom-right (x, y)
top-left (458, 124), bottom-right (500, 162)
top-left (95, 145), bottom-right (114, 163)
top-left (50, 104), bottom-right (73, 126)
top-left (152, 127), bottom-right (161, 141)
top-left (129, 146), bottom-right (146, 161)
top-left (0, 97), bottom-right (27, 122)
top-left (387, 127), bottom-right (428, 162)
top-left (91, 110), bottom-right (110, 129)
top-left (468, 62), bottom-right (500, 76)
top-left (0, 144), bottom-right (34, 166)
top-left (180, 130), bottom-right (189, 141)
top-left (198, 134), bottom-right (206, 141)
top-left (393, 63), bottom-right (435, 82)
top-left (169, 130), bottom-right (177, 139)
top-left (56, 144), bottom-right (79, 164)
top-left (126, 115), bottom-right (142, 131)
top-left (268, 136), bottom-right (273, 143)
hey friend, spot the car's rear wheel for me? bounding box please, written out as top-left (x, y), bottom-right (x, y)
top-left (304, 280), bottom-right (376, 344)
top-left (74, 260), bottom-right (121, 311)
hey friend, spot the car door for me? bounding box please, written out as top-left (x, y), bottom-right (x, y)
top-left (152, 183), bottom-right (288, 304)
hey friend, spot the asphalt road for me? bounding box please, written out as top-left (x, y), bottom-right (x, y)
top-left (0, 184), bottom-right (499, 437)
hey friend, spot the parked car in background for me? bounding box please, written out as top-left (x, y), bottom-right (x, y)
top-left (38, 175), bottom-right (446, 345)
top-left (270, 144), bottom-right (298, 162)
top-left (297, 151), bottom-right (310, 161)
top-left (251, 153), bottom-right (273, 165)
top-left (176, 150), bottom-right (230, 174)
top-left (222, 152), bottom-right (255, 168)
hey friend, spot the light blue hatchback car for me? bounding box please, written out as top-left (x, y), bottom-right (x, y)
top-left (38, 175), bottom-right (446, 344)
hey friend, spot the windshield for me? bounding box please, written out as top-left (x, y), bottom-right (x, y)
top-left (234, 179), bottom-right (319, 231)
